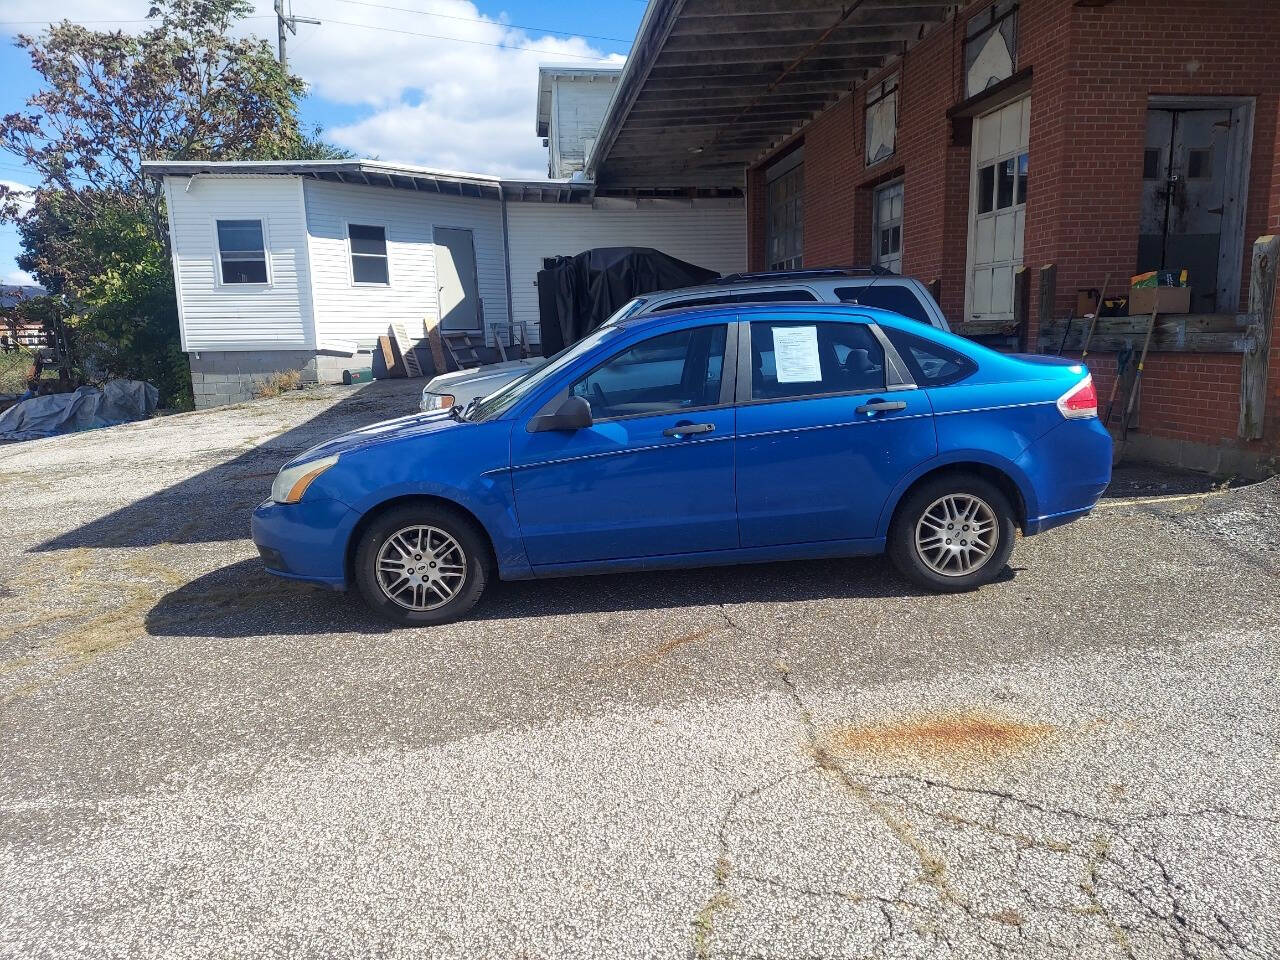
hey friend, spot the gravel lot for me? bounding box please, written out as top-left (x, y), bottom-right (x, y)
top-left (1, 380), bottom-right (1277, 960)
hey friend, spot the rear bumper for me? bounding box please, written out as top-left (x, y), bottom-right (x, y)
top-left (250, 497), bottom-right (358, 589)
top-left (1018, 417), bottom-right (1113, 535)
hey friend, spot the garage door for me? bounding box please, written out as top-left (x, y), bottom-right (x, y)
top-left (966, 96), bottom-right (1029, 323)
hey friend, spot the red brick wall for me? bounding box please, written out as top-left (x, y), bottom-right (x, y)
top-left (742, 0), bottom-right (1280, 460)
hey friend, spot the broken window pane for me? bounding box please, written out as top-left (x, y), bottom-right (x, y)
top-left (1143, 148), bottom-right (1162, 180)
top-left (978, 164), bottom-right (995, 214)
top-left (997, 158), bottom-right (1015, 208)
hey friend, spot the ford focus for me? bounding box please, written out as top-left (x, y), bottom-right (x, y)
top-left (252, 305), bottom-right (1111, 625)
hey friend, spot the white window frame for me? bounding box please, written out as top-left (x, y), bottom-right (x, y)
top-left (872, 179), bottom-right (904, 274)
top-left (345, 221), bottom-right (392, 287)
top-left (212, 217), bottom-right (271, 288)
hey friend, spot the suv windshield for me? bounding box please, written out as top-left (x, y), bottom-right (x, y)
top-left (469, 325), bottom-right (622, 422)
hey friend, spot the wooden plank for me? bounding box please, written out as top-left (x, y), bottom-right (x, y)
top-left (377, 335), bottom-right (406, 378)
top-left (1037, 328), bottom-right (1255, 356)
top-left (1239, 234), bottom-right (1279, 440)
top-left (1013, 266), bottom-right (1029, 351)
top-left (925, 277), bottom-right (941, 306)
top-left (1037, 263), bottom-right (1056, 346)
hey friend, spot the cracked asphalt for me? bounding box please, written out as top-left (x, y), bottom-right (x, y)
top-left (1, 380), bottom-right (1277, 959)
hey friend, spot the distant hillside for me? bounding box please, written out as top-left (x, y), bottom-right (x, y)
top-left (0, 285), bottom-right (47, 309)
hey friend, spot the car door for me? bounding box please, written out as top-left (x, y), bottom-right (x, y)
top-left (735, 313), bottom-right (937, 547)
top-left (510, 321), bottom-right (738, 567)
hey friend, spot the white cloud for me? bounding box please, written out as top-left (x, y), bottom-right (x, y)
top-left (2, 267), bottom-right (37, 286)
top-left (1, 181), bottom-right (36, 217)
top-left (1, 0), bottom-right (628, 180)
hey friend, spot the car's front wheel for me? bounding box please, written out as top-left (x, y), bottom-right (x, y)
top-left (353, 503), bottom-right (491, 625)
top-left (887, 473), bottom-right (1016, 592)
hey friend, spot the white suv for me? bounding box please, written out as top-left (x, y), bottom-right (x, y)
top-left (421, 268), bottom-right (950, 412)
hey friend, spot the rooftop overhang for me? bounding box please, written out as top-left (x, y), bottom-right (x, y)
top-left (588, 0), bottom-right (957, 190)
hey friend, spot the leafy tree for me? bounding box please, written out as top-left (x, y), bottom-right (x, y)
top-left (0, 0), bottom-right (350, 407)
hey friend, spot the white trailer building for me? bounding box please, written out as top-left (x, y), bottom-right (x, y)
top-left (145, 67), bottom-right (745, 408)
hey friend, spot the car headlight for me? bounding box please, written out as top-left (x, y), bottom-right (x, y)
top-left (270, 454), bottom-right (339, 504)
top-left (420, 391), bottom-right (455, 412)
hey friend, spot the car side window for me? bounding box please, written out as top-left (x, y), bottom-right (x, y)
top-left (835, 284), bottom-right (932, 325)
top-left (569, 325), bottom-right (727, 420)
top-left (649, 289), bottom-right (818, 313)
top-left (749, 321), bottom-right (885, 400)
top-left (880, 327), bottom-right (976, 387)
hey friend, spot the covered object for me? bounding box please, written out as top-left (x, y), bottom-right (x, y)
top-left (0, 380), bottom-right (159, 442)
top-left (536, 247), bottom-right (719, 353)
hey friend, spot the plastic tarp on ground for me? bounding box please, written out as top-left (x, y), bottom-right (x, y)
top-left (0, 380), bottom-right (159, 442)
top-left (536, 247), bottom-right (720, 354)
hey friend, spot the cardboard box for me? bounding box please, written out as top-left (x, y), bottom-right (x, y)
top-left (1076, 288), bottom-right (1101, 316)
top-left (1128, 285), bottom-right (1190, 315)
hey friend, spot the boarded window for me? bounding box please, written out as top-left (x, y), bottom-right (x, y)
top-left (865, 74), bottom-right (899, 166)
top-left (216, 219), bottom-right (267, 284)
top-left (965, 2), bottom-right (1018, 97)
top-left (349, 224), bottom-right (390, 284)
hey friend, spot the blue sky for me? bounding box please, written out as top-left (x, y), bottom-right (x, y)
top-left (0, 0), bottom-right (641, 285)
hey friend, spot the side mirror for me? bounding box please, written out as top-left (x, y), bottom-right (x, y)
top-left (529, 395), bottom-right (593, 432)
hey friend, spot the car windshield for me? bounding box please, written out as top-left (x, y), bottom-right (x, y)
top-left (468, 324), bottom-right (622, 422)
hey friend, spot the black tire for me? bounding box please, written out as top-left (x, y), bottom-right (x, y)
top-left (887, 473), bottom-right (1016, 592)
top-left (353, 502), bottom-right (491, 626)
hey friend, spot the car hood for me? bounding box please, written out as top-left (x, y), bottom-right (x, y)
top-left (286, 410), bottom-right (464, 466)
top-left (424, 357), bottom-right (545, 392)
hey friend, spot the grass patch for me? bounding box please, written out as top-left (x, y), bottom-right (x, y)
top-left (253, 369), bottom-right (304, 399)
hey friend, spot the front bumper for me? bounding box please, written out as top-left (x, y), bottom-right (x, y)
top-left (250, 497), bottom-right (360, 589)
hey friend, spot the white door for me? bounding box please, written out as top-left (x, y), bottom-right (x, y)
top-left (966, 96), bottom-right (1029, 323)
top-left (872, 181), bottom-right (903, 274)
top-left (434, 226), bottom-right (481, 332)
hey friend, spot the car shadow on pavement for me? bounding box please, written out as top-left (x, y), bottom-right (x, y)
top-left (145, 554), bottom-right (1015, 638)
top-left (32, 383), bottom-right (419, 553)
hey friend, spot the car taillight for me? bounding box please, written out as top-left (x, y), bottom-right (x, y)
top-left (1057, 375), bottom-right (1098, 419)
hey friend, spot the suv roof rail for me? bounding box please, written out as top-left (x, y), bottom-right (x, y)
top-left (712, 265), bottom-right (894, 285)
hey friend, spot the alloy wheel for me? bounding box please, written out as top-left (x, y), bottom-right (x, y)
top-left (375, 524), bottom-right (468, 611)
top-left (914, 494), bottom-right (999, 577)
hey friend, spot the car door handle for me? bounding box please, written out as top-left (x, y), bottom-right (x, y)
top-left (855, 399), bottom-right (908, 414)
top-left (663, 421), bottom-right (715, 437)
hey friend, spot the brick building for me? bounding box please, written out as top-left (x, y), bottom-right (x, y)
top-left (589, 0), bottom-right (1280, 477)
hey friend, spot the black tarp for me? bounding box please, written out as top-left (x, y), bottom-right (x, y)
top-left (536, 247), bottom-right (719, 354)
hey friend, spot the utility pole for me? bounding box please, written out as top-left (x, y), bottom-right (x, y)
top-left (273, 0), bottom-right (320, 69)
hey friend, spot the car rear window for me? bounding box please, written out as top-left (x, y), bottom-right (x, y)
top-left (835, 284), bottom-right (932, 325)
top-left (880, 327), bottom-right (976, 387)
top-left (649, 289), bottom-right (818, 313)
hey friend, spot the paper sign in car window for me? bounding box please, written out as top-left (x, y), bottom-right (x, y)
top-left (772, 325), bottom-right (822, 383)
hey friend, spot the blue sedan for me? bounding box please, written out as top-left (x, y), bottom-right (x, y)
top-left (252, 305), bottom-right (1111, 625)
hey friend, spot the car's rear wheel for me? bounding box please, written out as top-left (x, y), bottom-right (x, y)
top-left (887, 473), bottom-right (1016, 592)
top-left (354, 503), bottom-right (490, 625)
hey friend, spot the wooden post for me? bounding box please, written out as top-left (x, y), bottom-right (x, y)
top-left (926, 277), bottom-right (941, 306)
top-left (1012, 266), bottom-right (1029, 350)
top-left (1239, 235), bottom-right (1278, 440)
top-left (1037, 263), bottom-right (1056, 350)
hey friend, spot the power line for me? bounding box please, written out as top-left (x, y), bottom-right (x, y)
top-left (316, 16), bottom-right (622, 60)
top-left (327, 0), bottom-right (632, 45)
top-left (0, 12), bottom-right (626, 60)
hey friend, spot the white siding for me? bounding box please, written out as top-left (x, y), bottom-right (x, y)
top-left (549, 77), bottom-right (618, 179)
top-left (505, 200), bottom-right (747, 340)
top-left (165, 175), bottom-right (315, 350)
top-left (303, 179), bottom-right (509, 348)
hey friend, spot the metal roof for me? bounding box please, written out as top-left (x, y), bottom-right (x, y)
top-left (587, 0), bottom-right (957, 190)
top-left (140, 159), bottom-right (597, 203)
